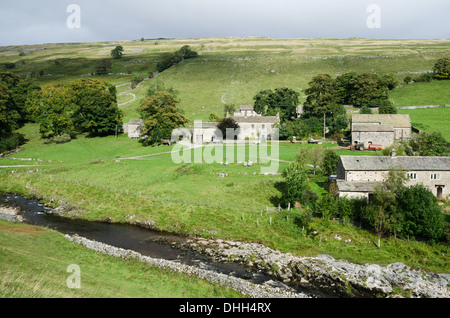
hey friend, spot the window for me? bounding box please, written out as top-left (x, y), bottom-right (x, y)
top-left (251, 124), bottom-right (255, 129)
top-left (407, 173), bottom-right (417, 180)
top-left (262, 124), bottom-right (266, 129)
top-left (431, 173), bottom-right (441, 180)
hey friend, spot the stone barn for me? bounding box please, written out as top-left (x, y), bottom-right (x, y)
top-left (123, 119), bottom-right (144, 139)
top-left (351, 114), bottom-right (412, 149)
top-left (352, 125), bottom-right (395, 149)
top-left (191, 121), bottom-right (222, 144)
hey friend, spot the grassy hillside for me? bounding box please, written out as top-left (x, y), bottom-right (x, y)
top-left (2, 37), bottom-right (450, 121)
top-left (0, 38), bottom-right (449, 282)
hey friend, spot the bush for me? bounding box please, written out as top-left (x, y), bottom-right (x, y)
top-left (293, 208), bottom-right (313, 231)
top-left (403, 76), bottom-right (412, 84)
top-left (0, 133), bottom-right (26, 154)
top-left (413, 73), bottom-right (434, 83)
top-left (396, 185), bottom-right (446, 242)
top-left (315, 195), bottom-right (338, 220)
top-left (4, 63), bottom-right (15, 70)
top-left (52, 134), bottom-right (72, 144)
top-left (433, 57), bottom-right (450, 80)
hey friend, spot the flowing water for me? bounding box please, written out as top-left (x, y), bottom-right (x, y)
top-left (1, 195), bottom-right (314, 295)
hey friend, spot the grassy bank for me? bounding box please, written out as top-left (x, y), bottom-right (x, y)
top-left (0, 220), bottom-right (243, 298)
top-left (1, 170), bottom-right (448, 274)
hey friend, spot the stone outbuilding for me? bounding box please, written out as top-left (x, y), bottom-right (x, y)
top-left (123, 119), bottom-right (144, 139)
top-left (351, 114), bottom-right (412, 149)
top-left (336, 154), bottom-right (450, 200)
top-left (191, 121), bottom-right (221, 144)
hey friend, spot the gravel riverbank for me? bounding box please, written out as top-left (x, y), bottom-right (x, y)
top-left (65, 234), bottom-right (312, 298)
top-left (176, 237), bottom-right (450, 298)
top-left (1, 203), bottom-right (448, 298)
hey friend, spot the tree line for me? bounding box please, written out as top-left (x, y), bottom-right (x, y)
top-left (0, 72), bottom-right (123, 153)
top-left (248, 57), bottom-right (450, 142)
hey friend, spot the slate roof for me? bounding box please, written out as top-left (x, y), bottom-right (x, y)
top-left (232, 116), bottom-right (279, 124)
top-left (128, 119), bottom-right (144, 126)
top-left (352, 124), bottom-right (394, 132)
top-left (192, 121), bottom-right (219, 129)
top-left (337, 180), bottom-right (382, 192)
top-left (339, 156), bottom-right (450, 171)
top-left (239, 105), bottom-right (255, 111)
top-left (351, 114), bottom-right (411, 128)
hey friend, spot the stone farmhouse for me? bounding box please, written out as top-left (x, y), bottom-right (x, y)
top-left (123, 119), bottom-right (144, 139)
top-left (228, 105), bottom-right (280, 141)
top-left (351, 114), bottom-right (412, 149)
top-left (336, 153), bottom-right (450, 200)
top-left (190, 105), bottom-right (280, 144)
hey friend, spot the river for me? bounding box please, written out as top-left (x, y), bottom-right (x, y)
top-left (1, 194), bottom-right (318, 297)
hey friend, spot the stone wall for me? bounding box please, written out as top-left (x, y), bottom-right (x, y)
top-left (65, 235), bottom-right (310, 299)
top-left (179, 237), bottom-right (450, 298)
top-left (346, 170), bottom-right (388, 182)
top-left (352, 131), bottom-right (395, 149)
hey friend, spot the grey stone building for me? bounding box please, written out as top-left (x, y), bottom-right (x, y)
top-left (229, 105), bottom-right (280, 141)
top-left (123, 119), bottom-right (144, 139)
top-left (190, 105), bottom-right (280, 144)
top-left (351, 114), bottom-right (412, 149)
top-left (337, 154), bottom-right (450, 199)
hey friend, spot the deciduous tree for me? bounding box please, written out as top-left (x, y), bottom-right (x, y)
top-left (433, 57), bottom-right (450, 79)
top-left (111, 45), bottom-right (124, 59)
top-left (253, 88), bottom-right (299, 121)
top-left (138, 91), bottom-right (188, 146)
top-left (282, 161), bottom-right (308, 206)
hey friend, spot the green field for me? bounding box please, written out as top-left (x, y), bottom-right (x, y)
top-left (0, 126), bottom-right (448, 274)
top-left (1, 38), bottom-right (449, 297)
top-left (390, 80), bottom-right (450, 107)
top-left (398, 106), bottom-right (450, 140)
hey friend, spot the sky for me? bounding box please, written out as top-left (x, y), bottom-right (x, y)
top-left (0, 0), bottom-right (449, 46)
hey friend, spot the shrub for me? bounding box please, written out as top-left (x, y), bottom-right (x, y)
top-left (52, 133), bottom-right (72, 144)
top-left (433, 57), bottom-right (450, 80)
top-left (4, 63), bottom-right (15, 70)
top-left (403, 76), bottom-right (412, 84)
top-left (0, 133), bottom-right (26, 154)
